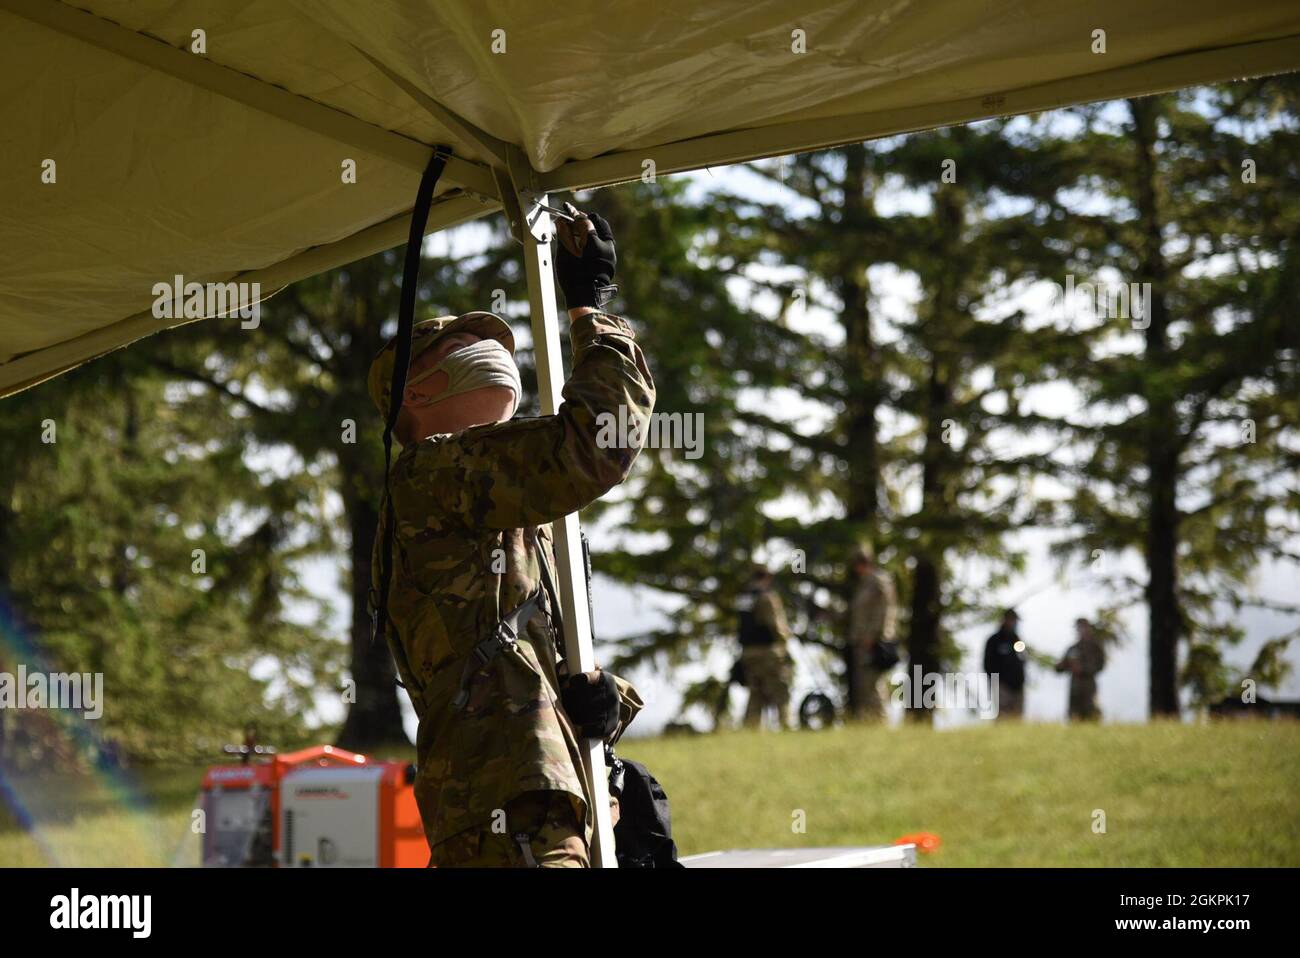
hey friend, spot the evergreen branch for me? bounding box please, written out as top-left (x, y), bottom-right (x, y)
top-left (732, 408), bottom-right (840, 456)
top-left (150, 358), bottom-right (279, 418)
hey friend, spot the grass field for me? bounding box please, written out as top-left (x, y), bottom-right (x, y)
top-left (2, 720), bottom-right (1297, 867)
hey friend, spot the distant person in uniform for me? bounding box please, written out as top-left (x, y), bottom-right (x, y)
top-left (983, 609), bottom-right (1027, 720)
top-left (1055, 618), bottom-right (1106, 722)
top-left (847, 545), bottom-right (897, 721)
top-left (736, 565), bottom-right (794, 730)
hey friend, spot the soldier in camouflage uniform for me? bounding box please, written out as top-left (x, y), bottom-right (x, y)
top-left (847, 545), bottom-right (897, 721)
top-left (736, 566), bottom-right (794, 730)
top-left (368, 205), bottom-right (653, 867)
top-left (1056, 617), bottom-right (1106, 722)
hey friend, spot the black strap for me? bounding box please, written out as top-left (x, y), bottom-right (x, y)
top-left (372, 146), bottom-right (452, 678)
top-left (450, 591), bottom-right (542, 711)
top-left (580, 530), bottom-right (596, 641)
top-left (514, 833), bottom-right (540, 868)
top-left (535, 532), bottom-right (566, 658)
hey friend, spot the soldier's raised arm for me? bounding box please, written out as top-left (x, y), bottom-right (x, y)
top-left (396, 210), bottom-right (655, 530)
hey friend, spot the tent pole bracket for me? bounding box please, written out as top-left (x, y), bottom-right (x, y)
top-left (351, 45), bottom-right (514, 172)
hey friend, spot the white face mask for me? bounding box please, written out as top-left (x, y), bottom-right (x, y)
top-left (405, 338), bottom-right (521, 412)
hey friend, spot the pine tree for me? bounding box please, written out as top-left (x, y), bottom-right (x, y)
top-left (1054, 81), bottom-right (1300, 714)
top-left (153, 253), bottom-right (395, 749)
top-left (0, 349), bottom-right (332, 764)
top-left (150, 226), bottom-right (534, 750)
top-left (694, 121), bottom-right (1081, 719)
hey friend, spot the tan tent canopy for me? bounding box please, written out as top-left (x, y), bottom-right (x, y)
top-left (1, 0), bottom-right (1298, 396)
top-left (2, 0), bottom-right (1299, 396)
top-left (4, 0), bottom-right (1298, 869)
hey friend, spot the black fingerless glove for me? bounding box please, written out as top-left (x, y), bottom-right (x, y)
top-left (556, 211), bottom-right (617, 309)
top-left (560, 670), bottom-right (620, 740)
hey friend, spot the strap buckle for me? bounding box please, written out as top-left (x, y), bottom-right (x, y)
top-left (450, 595), bottom-right (537, 712)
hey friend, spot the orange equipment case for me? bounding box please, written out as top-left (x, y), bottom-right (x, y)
top-left (200, 744), bottom-right (425, 868)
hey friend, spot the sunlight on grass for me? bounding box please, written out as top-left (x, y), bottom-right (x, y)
top-left (0, 766), bottom-right (201, 867)
top-left (2, 721), bottom-right (1296, 867)
top-left (620, 720), bottom-right (1300, 866)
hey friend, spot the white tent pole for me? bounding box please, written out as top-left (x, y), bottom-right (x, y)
top-left (516, 186), bottom-right (617, 869)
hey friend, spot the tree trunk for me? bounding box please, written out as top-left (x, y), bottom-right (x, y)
top-left (334, 474), bottom-right (410, 750)
top-left (907, 361), bottom-right (949, 722)
top-left (1130, 98), bottom-right (1182, 716)
top-left (906, 185), bottom-right (961, 723)
top-left (838, 144), bottom-right (881, 714)
top-left (1146, 463), bottom-right (1181, 716)
top-left (333, 258), bottom-right (411, 750)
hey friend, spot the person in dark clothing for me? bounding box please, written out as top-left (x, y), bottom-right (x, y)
top-left (983, 609), bottom-right (1027, 720)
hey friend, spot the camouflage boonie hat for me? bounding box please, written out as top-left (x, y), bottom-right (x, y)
top-left (367, 311), bottom-right (515, 419)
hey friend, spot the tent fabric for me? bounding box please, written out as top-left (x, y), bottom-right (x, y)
top-left (2, 0), bottom-right (1299, 396)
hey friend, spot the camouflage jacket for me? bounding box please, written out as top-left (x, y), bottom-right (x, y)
top-left (754, 589), bottom-right (792, 644)
top-left (372, 311), bottom-right (655, 850)
top-left (1059, 637), bottom-right (1106, 679)
top-left (849, 569), bottom-right (898, 647)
